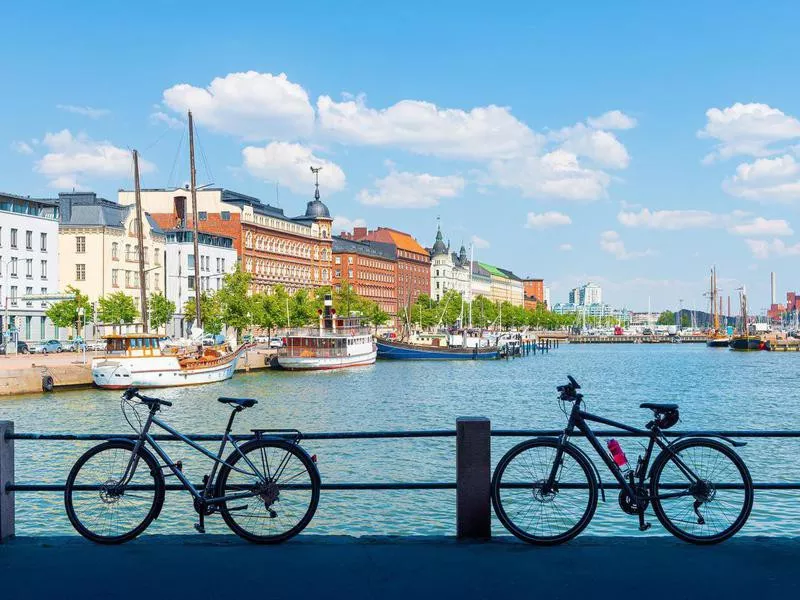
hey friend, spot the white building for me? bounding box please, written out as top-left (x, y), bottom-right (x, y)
top-left (581, 282), bottom-right (602, 305)
top-left (429, 225), bottom-right (471, 301)
top-left (164, 228), bottom-right (238, 336)
top-left (0, 192), bottom-right (61, 344)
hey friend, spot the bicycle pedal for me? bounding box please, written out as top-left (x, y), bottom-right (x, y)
top-left (639, 522), bottom-right (651, 532)
top-left (194, 523), bottom-right (206, 534)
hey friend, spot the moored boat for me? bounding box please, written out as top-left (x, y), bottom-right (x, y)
top-left (275, 294), bottom-right (376, 370)
top-left (706, 337), bottom-right (731, 348)
top-left (376, 338), bottom-right (499, 359)
top-left (91, 334), bottom-right (247, 388)
top-left (729, 336), bottom-right (768, 351)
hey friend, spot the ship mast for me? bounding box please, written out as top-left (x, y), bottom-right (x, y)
top-left (188, 111), bottom-right (202, 329)
top-left (132, 150), bottom-right (148, 332)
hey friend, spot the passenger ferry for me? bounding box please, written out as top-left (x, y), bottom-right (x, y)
top-left (275, 295), bottom-right (377, 370)
top-left (91, 333), bottom-right (247, 388)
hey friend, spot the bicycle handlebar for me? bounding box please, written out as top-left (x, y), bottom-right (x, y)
top-left (122, 387), bottom-right (173, 407)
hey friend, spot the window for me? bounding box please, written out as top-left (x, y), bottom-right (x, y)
top-left (335, 269), bottom-right (341, 277)
top-left (199, 211), bottom-right (207, 220)
top-left (25, 316), bottom-right (31, 338)
top-left (10, 286), bottom-right (17, 306)
top-left (40, 232), bottom-right (47, 251)
top-left (76, 236), bottom-right (86, 253)
top-left (221, 258), bottom-right (225, 272)
top-left (187, 275), bottom-right (195, 290)
top-left (40, 317), bottom-right (46, 340)
top-left (154, 248), bottom-right (160, 265)
top-left (348, 256), bottom-right (353, 265)
top-left (10, 257), bottom-right (17, 277)
top-left (221, 211), bottom-right (231, 221)
top-left (335, 256), bottom-right (341, 265)
top-left (26, 259), bottom-right (32, 278)
top-left (348, 269), bottom-right (353, 278)
top-left (25, 287), bottom-right (33, 307)
top-left (112, 269), bottom-right (119, 287)
top-left (10, 228), bottom-right (17, 248)
top-left (25, 231), bottom-right (32, 250)
top-left (40, 287), bottom-right (47, 307)
top-left (188, 254), bottom-right (195, 269)
top-left (216, 257), bottom-right (220, 272)
top-left (76, 264), bottom-right (86, 281)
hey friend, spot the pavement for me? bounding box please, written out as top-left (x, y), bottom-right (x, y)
top-left (1, 535), bottom-right (798, 599)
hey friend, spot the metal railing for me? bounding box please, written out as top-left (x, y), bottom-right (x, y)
top-left (2, 421), bottom-right (800, 541)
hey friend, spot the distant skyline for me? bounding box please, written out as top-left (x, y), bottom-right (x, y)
top-left (2, 1), bottom-right (800, 312)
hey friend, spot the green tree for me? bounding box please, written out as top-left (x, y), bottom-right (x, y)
top-left (45, 286), bottom-right (93, 337)
top-left (251, 292), bottom-right (284, 336)
top-left (289, 289), bottom-right (318, 326)
top-left (184, 292), bottom-right (223, 335)
top-left (148, 292), bottom-right (176, 333)
top-left (215, 266), bottom-right (253, 338)
top-left (657, 310), bottom-right (676, 325)
top-left (98, 292), bottom-right (138, 329)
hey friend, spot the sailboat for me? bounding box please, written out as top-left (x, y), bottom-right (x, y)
top-left (729, 286), bottom-right (768, 351)
top-left (91, 112), bottom-right (248, 388)
top-left (707, 267), bottom-right (731, 347)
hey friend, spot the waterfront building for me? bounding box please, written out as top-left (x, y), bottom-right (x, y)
top-left (429, 225), bottom-right (471, 302)
top-left (56, 192), bottom-right (166, 308)
top-left (523, 278), bottom-right (545, 310)
top-left (343, 227), bottom-right (430, 310)
top-left (121, 183), bottom-right (333, 296)
top-left (476, 262), bottom-right (524, 307)
top-left (544, 286), bottom-right (551, 308)
top-left (568, 282), bottom-right (603, 306)
top-left (164, 229), bottom-right (238, 337)
top-left (331, 236), bottom-right (397, 318)
top-left (470, 262), bottom-right (493, 299)
top-left (553, 301), bottom-right (629, 323)
top-left (0, 192), bottom-right (61, 343)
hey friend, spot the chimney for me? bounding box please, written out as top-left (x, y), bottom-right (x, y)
top-left (353, 227), bottom-right (368, 240)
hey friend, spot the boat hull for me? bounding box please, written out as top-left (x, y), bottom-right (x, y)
top-left (729, 337), bottom-right (768, 351)
top-left (706, 337), bottom-right (731, 348)
top-left (376, 339), bottom-right (498, 360)
top-left (275, 349), bottom-right (377, 371)
top-left (92, 348), bottom-right (244, 388)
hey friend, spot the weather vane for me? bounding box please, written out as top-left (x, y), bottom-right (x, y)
top-left (310, 166), bottom-right (322, 200)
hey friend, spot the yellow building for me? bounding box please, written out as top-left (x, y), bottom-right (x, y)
top-left (476, 262), bottom-right (525, 307)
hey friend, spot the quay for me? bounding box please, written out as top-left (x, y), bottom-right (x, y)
top-left (0, 348), bottom-right (276, 397)
top-left (1, 534), bottom-right (797, 599)
top-left (569, 335), bottom-right (708, 344)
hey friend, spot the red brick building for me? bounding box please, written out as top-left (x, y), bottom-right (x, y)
top-left (523, 278), bottom-right (545, 310)
top-left (332, 236), bottom-right (397, 317)
top-left (342, 227), bottom-right (430, 311)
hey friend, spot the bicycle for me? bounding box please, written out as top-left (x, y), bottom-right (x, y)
top-left (64, 387), bottom-right (321, 544)
top-left (491, 376), bottom-right (754, 545)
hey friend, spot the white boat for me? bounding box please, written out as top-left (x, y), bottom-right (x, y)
top-left (91, 333), bottom-right (247, 389)
top-left (275, 295), bottom-right (376, 371)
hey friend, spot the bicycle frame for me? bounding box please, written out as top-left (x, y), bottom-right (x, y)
top-left (550, 399), bottom-right (702, 503)
top-left (119, 407), bottom-right (270, 506)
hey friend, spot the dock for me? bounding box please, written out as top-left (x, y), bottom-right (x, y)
top-left (0, 348), bottom-right (276, 397)
top-left (569, 335), bottom-right (708, 344)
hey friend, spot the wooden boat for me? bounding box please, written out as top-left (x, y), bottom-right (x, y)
top-left (92, 334), bottom-right (247, 388)
top-left (275, 294), bottom-right (376, 370)
top-left (706, 267), bottom-right (731, 348)
top-left (729, 287), bottom-right (768, 351)
top-left (376, 337), bottom-right (499, 360)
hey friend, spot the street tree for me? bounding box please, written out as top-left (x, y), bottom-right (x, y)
top-left (98, 292), bottom-right (138, 330)
top-left (45, 286), bottom-right (93, 337)
top-left (148, 293), bottom-right (176, 333)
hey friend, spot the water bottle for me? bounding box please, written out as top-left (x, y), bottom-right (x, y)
top-left (607, 439), bottom-right (630, 472)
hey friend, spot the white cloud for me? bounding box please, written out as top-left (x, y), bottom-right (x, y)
top-left (242, 142), bottom-right (345, 195)
top-left (559, 243), bottom-right (573, 251)
top-left (699, 102), bottom-right (800, 162)
top-left (599, 230), bottom-right (652, 260)
top-left (745, 238), bottom-right (800, 259)
top-left (150, 111), bottom-right (184, 130)
top-left (332, 215), bottom-right (366, 234)
top-left (587, 110), bottom-right (637, 130)
top-left (617, 208), bottom-right (717, 230)
top-left (728, 217), bottom-right (793, 237)
top-left (723, 155), bottom-right (800, 202)
top-left (56, 104), bottom-right (110, 119)
top-left (35, 129), bottom-right (153, 189)
top-left (470, 235), bottom-right (490, 249)
top-left (163, 71), bottom-right (315, 140)
top-left (318, 94), bottom-right (541, 161)
top-left (525, 211), bottom-right (572, 229)
top-left (11, 141), bottom-right (34, 155)
top-left (551, 123), bottom-right (630, 168)
top-left (357, 170), bottom-right (464, 208)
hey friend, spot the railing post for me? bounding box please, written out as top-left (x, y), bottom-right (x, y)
top-left (456, 416), bottom-right (491, 540)
top-left (0, 421), bottom-right (14, 542)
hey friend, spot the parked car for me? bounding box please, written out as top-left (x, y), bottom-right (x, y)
top-left (201, 334), bottom-right (226, 346)
top-left (34, 340), bottom-right (63, 354)
top-left (268, 337), bottom-right (284, 348)
top-left (255, 335), bottom-right (269, 344)
top-left (64, 339), bottom-right (86, 352)
top-left (0, 341), bottom-right (30, 355)
top-left (86, 340), bottom-right (107, 351)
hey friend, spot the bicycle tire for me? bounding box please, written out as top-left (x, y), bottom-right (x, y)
top-left (216, 439), bottom-right (320, 544)
top-left (64, 440), bottom-right (165, 544)
top-left (650, 437), bottom-right (753, 544)
top-left (491, 438), bottom-right (598, 545)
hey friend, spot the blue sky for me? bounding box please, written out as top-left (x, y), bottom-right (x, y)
top-left (3, 1), bottom-right (800, 312)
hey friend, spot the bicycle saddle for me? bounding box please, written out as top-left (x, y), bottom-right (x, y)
top-left (218, 397), bottom-right (257, 408)
top-left (640, 402), bottom-right (678, 412)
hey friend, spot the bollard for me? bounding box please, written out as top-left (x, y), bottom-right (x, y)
top-left (456, 417), bottom-right (491, 540)
top-left (0, 421), bottom-right (13, 542)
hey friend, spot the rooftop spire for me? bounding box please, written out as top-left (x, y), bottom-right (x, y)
top-left (310, 165), bottom-right (322, 200)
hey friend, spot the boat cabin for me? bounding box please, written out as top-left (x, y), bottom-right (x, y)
top-left (103, 334), bottom-right (164, 357)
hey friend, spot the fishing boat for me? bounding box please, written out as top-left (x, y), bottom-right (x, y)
top-left (91, 334), bottom-right (247, 388)
top-left (707, 266), bottom-right (731, 348)
top-left (275, 294), bottom-right (377, 370)
top-left (730, 287), bottom-right (768, 351)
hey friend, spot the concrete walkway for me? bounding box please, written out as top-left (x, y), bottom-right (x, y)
top-left (1, 535), bottom-right (797, 599)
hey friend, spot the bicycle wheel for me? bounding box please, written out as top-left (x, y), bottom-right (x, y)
top-left (650, 438), bottom-right (753, 544)
top-left (491, 439), bottom-right (598, 545)
top-left (64, 441), bottom-right (164, 544)
top-left (216, 439), bottom-right (320, 543)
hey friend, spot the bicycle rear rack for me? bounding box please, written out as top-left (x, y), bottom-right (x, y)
top-left (250, 428), bottom-right (303, 443)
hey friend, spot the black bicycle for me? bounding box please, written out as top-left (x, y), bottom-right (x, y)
top-left (491, 376), bottom-right (754, 545)
top-left (64, 387), bottom-right (321, 544)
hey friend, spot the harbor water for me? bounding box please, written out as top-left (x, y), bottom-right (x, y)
top-left (2, 343), bottom-right (799, 538)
